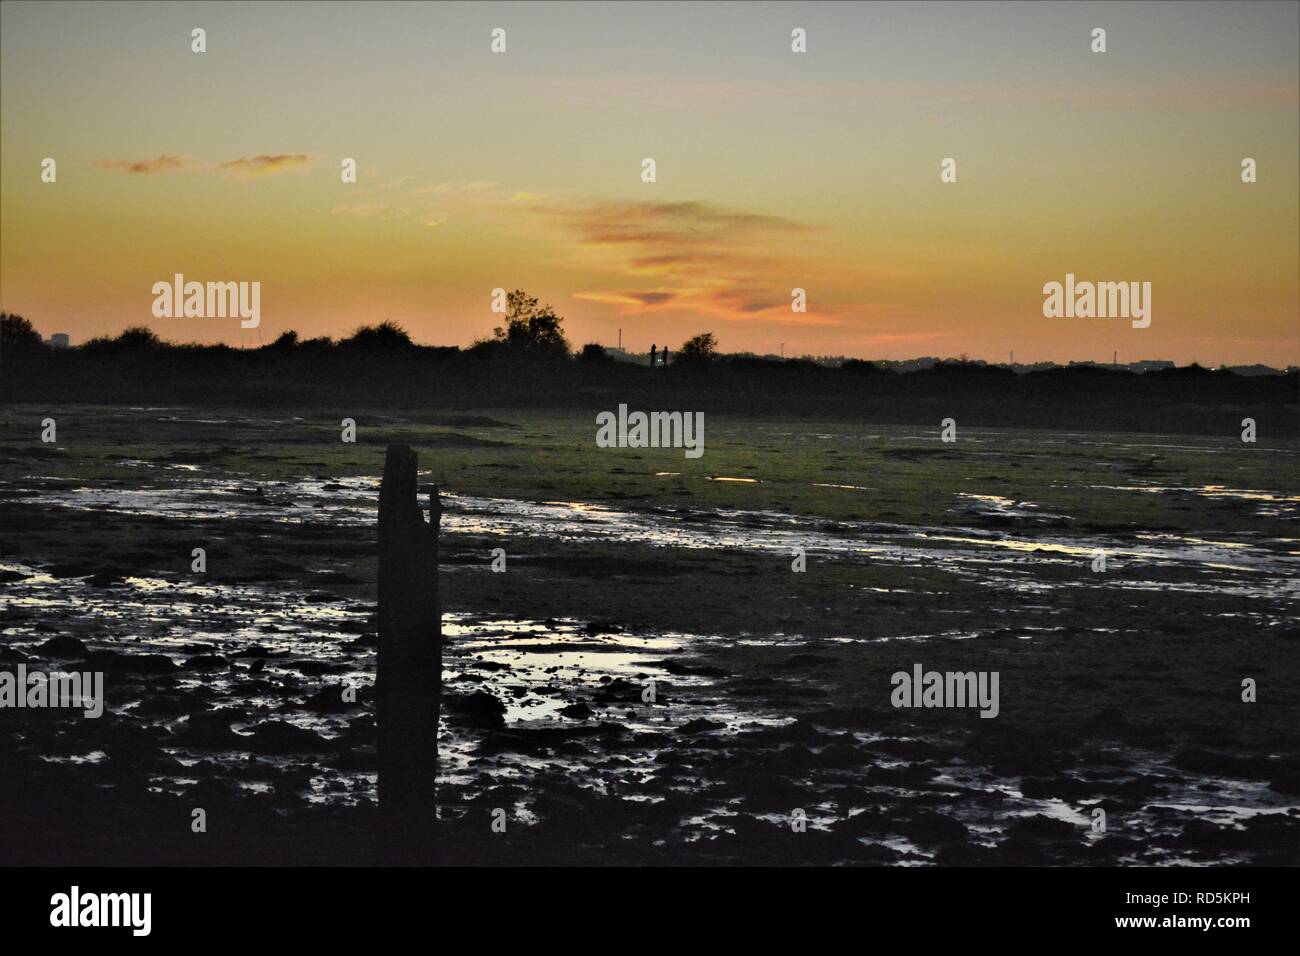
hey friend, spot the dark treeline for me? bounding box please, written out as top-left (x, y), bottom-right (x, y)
top-left (2, 317), bottom-right (1297, 435)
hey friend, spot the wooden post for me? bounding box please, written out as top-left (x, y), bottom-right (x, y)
top-left (377, 444), bottom-right (441, 864)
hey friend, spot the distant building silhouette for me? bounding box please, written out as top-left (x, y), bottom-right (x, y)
top-left (1068, 359), bottom-right (1175, 374)
top-left (46, 333), bottom-right (70, 348)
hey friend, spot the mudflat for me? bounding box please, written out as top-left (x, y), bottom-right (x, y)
top-left (1, 404), bottom-right (1296, 864)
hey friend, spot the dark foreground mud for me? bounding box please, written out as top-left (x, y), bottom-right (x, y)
top-left (1, 406), bottom-right (1297, 865)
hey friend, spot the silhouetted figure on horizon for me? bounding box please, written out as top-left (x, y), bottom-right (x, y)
top-left (662, 346), bottom-right (669, 367)
top-left (650, 344), bottom-right (657, 367)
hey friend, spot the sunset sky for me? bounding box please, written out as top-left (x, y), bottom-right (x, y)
top-left (1, 0), bottom-right (1297, 365)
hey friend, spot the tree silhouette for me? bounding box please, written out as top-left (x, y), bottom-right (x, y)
top-left (678, 332), bottom-right (718, 362)
top-left (492, 290), bottom-right (570, 357)
top-left (0, 313), bottom-right (43, 357)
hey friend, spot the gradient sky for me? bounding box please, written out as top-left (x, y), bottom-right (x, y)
top-left (2, 0), bottom-right (1297, 364)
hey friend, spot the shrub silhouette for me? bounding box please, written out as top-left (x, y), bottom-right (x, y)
top-left (2, 317), bottom-right (1294, 438)
top-left (488, 290), bottom-right (570, 358)
top-left (82, 327), bottom-right (162, 351)
top-left (0, 313), bottom-right (43, 358)
top-left (344, 321), bottom-right (413, 350)
top-left (678, 332), bottom-right (718, 362)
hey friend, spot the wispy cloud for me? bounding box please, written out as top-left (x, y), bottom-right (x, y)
top-left (217, 154), bottom-right (312, 177)
top-left (537, 76), bottom-right (1300, 115)
top-left (526, 198), bottom-right (838, 323)
top-left (330, 202), bottom-right (392, 218)
top-left (320, 181), bottom-right (870, 328)
top-left (573, 290), bottom-right (678, 308)
top-left (93, 154), bottom-right (187, 175)
top-left (376, 175), bottom-right (415, 192)
top-left (551, 199), bottom-right (816, 248)
top-left (94, 152), bottom-right (313, 178)
top-left (533, 76), bottom-right (829, 113)
top-left (319, 178), bottom-right (872, 328)
top-left (413, 180), bottom-right (499, 195)
top-left (902, 79), bottom-right (1300, 111)
top-left (330, 178), bottom-right (514, 224)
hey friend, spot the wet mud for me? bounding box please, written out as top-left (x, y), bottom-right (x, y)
top-left (1, 406), bottom-right (1296, 864)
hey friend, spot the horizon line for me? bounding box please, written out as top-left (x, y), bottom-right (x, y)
top-left (19, 320), bottom-right (1299, 373)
